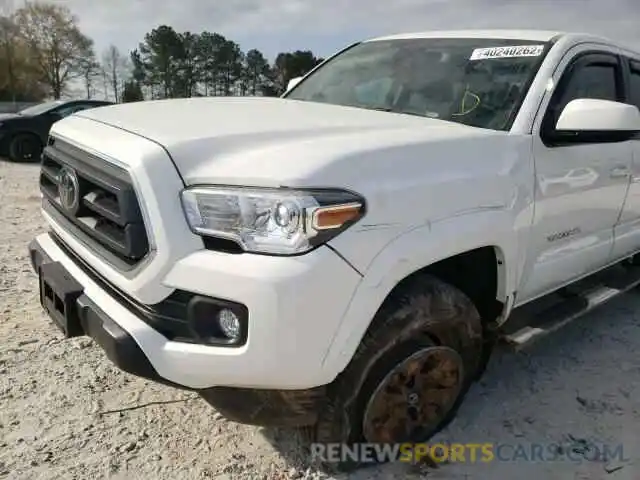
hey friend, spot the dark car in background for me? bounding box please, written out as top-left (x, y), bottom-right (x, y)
top-left (0, 99), bottom-right (113, 162)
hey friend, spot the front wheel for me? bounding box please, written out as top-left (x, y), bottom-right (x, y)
top-left (8, 133), bottom-right (42, 162)
top-left (309, 274), bottom-right (486, 470)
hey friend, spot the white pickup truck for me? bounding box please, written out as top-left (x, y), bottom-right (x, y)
top-left (28, 29), bottom-right (640, 462)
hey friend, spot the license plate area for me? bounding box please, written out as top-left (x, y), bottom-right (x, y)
top-left (39, 261), bottom-right (84, 338)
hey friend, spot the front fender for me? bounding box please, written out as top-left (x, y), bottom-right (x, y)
top-left (320, 208), bottom-right (519, 379)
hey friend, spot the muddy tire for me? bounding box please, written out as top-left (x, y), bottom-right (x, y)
top-left (309, 274), bottom-right (485, 471)
top-left (8, 133), bottom-right (42, 162)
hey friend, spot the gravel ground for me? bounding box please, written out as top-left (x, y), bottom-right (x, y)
top-left (1, 159), bottom-right (640, 480)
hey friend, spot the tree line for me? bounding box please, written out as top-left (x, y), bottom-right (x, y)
top-left (0, 1), bottom-right (325, 104)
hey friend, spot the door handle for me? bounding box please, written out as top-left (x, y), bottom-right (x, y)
top-left (610, 166), bottom-right (630, 179)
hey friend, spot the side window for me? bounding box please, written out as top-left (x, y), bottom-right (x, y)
top-left (53, 104), bottom-right (79, 118)
top-left (54, 103), bottom-right (93, 118)
top-left (542, 53), bottom-right (622, 141)
top-left (556, 63), bottom-right (619, 114)
top-left (628, 61), bottom-right (640, 110)
top-left (70, 104), bottom-right (90, 113)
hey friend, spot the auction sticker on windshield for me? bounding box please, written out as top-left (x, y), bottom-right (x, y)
top-left (470, 45), bottom-right (545, 60)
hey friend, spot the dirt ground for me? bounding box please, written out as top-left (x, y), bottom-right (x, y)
top-left (1, 159), bottom-right (639, 480)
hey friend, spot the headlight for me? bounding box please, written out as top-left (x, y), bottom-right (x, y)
top-left (180, 186), bottom-right (365, 255)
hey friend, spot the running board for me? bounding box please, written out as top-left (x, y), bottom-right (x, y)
top-left (501, 263), bottom-right (640, 351)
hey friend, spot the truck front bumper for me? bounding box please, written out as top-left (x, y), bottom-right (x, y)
top-left (28, 231), bottom-right (363, 426)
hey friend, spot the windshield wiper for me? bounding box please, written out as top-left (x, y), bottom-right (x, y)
top-left (367, 106), bottom-right (431, 118)
top-left (398, 110), bottom-right (432, 118)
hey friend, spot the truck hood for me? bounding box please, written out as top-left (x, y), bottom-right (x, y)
top-left (75, 96), bottom-right (504, 187)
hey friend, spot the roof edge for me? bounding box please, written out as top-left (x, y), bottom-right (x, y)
top-left (365, 29), bottom-right (568, 43)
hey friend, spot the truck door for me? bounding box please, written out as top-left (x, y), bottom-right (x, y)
top-left (517, 48), bottom-right (632, 304)
top-left (611, 57), bottom-right (640, 260)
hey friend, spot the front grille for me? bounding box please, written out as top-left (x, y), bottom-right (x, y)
top-left (39, 136), bottom-right (149, 267)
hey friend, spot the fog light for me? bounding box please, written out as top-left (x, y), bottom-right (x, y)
top-left (218, 309), bottom-right (241, 339)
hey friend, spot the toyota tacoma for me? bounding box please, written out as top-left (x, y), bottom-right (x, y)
top-left (28, 29), bottom-right (640, 465)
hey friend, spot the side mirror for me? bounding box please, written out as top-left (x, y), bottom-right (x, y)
top-left (556, 98), bottom-right (640, 132)
top-left (286, 76), bottom-right (303, 92)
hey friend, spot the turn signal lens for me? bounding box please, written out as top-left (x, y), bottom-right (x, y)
top-left (312, 203), bottom-right (363, 230)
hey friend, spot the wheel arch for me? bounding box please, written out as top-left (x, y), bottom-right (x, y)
top-left (6, 130), bottom-right (44, 161)
top-left (321, 209), bottom-right (518, 378)
top-left (7, 129), bottom-right (42, 143)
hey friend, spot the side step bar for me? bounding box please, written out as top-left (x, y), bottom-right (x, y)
top-left (502, 263), bottom-right (640, 351)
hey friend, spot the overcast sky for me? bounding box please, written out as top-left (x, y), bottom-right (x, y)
top-left (46, 0), bottom-right (640, 61)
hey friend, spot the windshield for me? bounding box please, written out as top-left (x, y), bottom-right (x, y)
top-left (18, 100), bottom-right (65, 116)
top-left (285, 38), bottom-right (551, 131)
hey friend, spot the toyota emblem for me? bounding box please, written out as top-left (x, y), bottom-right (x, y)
top-left (58, 166), bottom-right (80, 213)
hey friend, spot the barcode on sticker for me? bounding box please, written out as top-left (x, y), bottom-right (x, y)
top-left (470, 45), bottom-right (545, 60)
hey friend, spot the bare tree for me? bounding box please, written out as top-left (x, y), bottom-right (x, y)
top-left (102, 44), bottom-right (129, 102)
top-left (0, 0), bottom-right (16, 103)
top-left (78, 54), bottom-right (100, 98)
top-left (14, 2), bottom-right (95, 99)
top-left (100, 67), bottom-right (110, 100)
